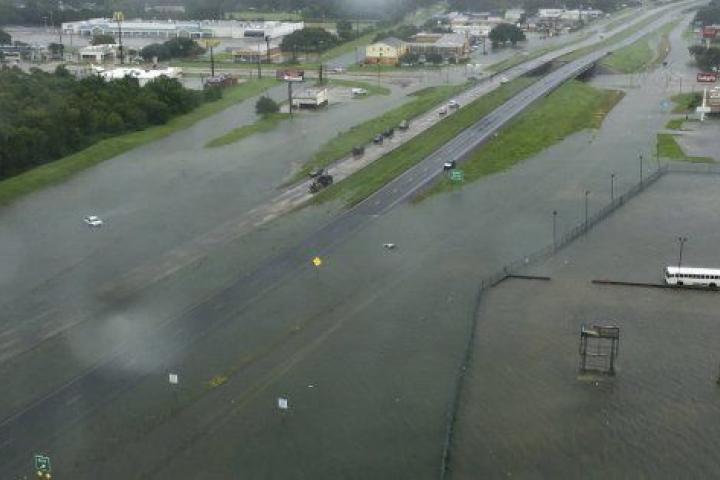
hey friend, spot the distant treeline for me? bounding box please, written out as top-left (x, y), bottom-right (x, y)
top-left (0, 66), bottom-right (218, 181)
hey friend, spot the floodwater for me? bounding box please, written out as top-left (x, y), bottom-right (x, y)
top-left (451, 173), bottom-right (720, 479)
top-left (2, 14), bottom-right (716, 479)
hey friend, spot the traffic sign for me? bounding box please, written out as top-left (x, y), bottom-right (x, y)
top-left (277, 397), bottom-right (289, 410)
top-left (312, 256), bottom-right (322, 267)
top-left (449, 169), bottom-right (464, 182)
top-left (169, 373), bottom-right (179, 384)
top-left (34, 454), bottom-right (51, 473)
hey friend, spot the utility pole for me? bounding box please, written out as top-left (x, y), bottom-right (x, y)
top-left (610, 173), bottom-right (615, 202)
top-left (265, 35), bottom-right (271, 64)
top-left (639, 153), bottom-right (644, 185)
top-left (112, 11), bottom-right (124, 65)
top-left (552, 210), bottom-right (557, 250)
top-left (257, 40), bottom-right (262, 79)
top-left (200, 38), bottom-right (220, 77)
top-left (288, 81), bottom-right (294, 116)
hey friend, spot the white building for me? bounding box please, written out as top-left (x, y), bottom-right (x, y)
top-left (62, 18), bottom-right (303, 40)
top-left (95, 66), bottom-right (182, 86)
top-left (292, 87), bottom-right (328, 108)
top-left (78, 44), bottom-right (117, 62)
top-left (504, 9), bottom-right (526, 23)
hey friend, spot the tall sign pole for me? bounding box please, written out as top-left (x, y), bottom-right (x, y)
top-left (112, 11), bottom-right (124, 65)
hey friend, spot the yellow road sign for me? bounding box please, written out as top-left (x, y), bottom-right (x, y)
top-left (312, 256), bottom-right (322, 267)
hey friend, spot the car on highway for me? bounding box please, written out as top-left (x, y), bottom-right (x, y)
top-left (373, 134), bottom-right (384, 144)
top-left (84, 215), bottom-right (103, 227)
top-left (448, 100), bottom-right (460, 109)
top-left (309, 168), bottom-right (326, 178)
top-left (398, 119), bottom-right (409, 130)
top-left (500, 76), bottom-right (509, 84)
top-left (438, 107), bottom-right (448, 116)
top-left (443, 160), bottom-right (457, 171)
top-left (383, 127), bottom-right (394, 138)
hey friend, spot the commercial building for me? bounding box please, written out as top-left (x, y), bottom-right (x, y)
top-left (78, 44), bottom-right (117, 63)
top-left (365, 37), bottom-right (408, 64)
top-left (407, 32), bottom-right (470, 61)
top-left (291, 87), bottom-right (328, 108)
top-left (231, 38), bottom-right (283, 63)
top-left (61, 18), bottom-right (304, 40)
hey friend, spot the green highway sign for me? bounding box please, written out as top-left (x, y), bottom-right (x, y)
top-left (449, 169), bottom-right (464, 182)
top-left (34, 454), bottom-right (51, 473)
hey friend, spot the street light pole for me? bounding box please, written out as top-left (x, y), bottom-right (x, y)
top-left (639, 153), bottom-right (644, 185)
top-left (552, 210), bottom-right (557, 250)
top-left (610, 173), bottom-right (615, 202)
top-left (677, 236), bottom-right (688, 270)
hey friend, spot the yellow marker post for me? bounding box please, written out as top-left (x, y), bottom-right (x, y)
top-left (312, 256), bottom-right (322, 281)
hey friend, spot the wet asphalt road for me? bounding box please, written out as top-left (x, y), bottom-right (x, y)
top-left (0, 5), bottom-right (696, 478)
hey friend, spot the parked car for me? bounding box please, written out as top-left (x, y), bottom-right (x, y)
top-left (398, 119), bottom-right (409, 130)
top-left (373, 134), bottom-right (384, 144)
top-left (352, 145), bottom-right (365, 156)
top-left (448, 100), bottom-right (460, 109)
top-left (351, 87), bottom-right (368, 97)
top-left (328, 65), bottom-right (346, 73)
top-left (443, 160), bottom-right (457, 171)
top-left (84, 215), bottom-right (103, 227)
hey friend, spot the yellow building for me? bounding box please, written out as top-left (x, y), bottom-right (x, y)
top-left (365, 37), bottom-right (407, 64)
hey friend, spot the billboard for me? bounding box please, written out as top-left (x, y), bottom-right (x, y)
top-left (702, 26), bottom-right (718, 39)
top-left (276, 69), bottom-right (304, 82)
top-left (697, 72), bottom-right (718, 83)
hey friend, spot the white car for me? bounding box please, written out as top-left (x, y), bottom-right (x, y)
top-left (500, 76), bottom-right (509, 84)
top-left (84, 215), bottom-right (103, 227)
top-left (448, 100), bottom-right (460, 109)
top-left (438, 107), bottom-right (448, 116)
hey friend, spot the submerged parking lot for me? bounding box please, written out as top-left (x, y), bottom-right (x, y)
top-left (451, 172), bottom-right (720, 479)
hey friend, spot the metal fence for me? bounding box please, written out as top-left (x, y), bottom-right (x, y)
top-left (438, 164), bottom-right (669, 479)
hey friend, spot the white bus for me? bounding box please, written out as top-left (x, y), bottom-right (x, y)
top-left (664, 266), bottom-right (720, 287)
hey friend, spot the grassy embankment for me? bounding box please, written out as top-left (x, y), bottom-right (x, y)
top-left (670, 92), bottom-right (702, 113)
top-left (205, 113), bottom-right (291, 148)
top-left (322, 78), bottom-right (391, 96)
top-left (600, 20), bottom-right (676, 73)
top-left (665, 118), bottom-right (685, 129)
top-left (488, 31), bottom-right (594, 74)
top-left (657, 133), bottom-right (714, 163)
top-left (420, 80), bottom-right (624, 199)
top-left (0, 78), bottom-right (278, 206)
top-left (557, 10), bottom-right (665, 63)
top-left (311, 76), bottom-right (538, 205)
top-left (289, 81), bottom-right (475, 183)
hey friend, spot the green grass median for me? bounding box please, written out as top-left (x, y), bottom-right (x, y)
top-left (311, 76), bottom-right (538, 206)
top-left (600, 20), bottom-right (676, 73)
top-left (0, 78), bottom-right (278, 206)
top-left (422, 80), bottom-right (625, 199)
top-left (289, 81), bottom-right (474, 183)
top-left (657, 133), bottom-right (714, 163)
top-left (206, 113), bottom-right (291, 148)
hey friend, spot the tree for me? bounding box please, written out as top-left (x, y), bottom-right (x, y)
top-left (336, 20), bottom-right (354, 41)
top-left (281, 28), bottom-right (339, 54)
top-left (256, 96), bottom-right (280, 115)
top-left (0, 29), bottom-right (11, 45)
top-left (399, 52), bottom-right (419, 64)
top-left (91, 34), bottom-right (116, 45)
top-left (689, 46), bottom-right (720, 71)
top-left (489, 23), bottom-right (527, 48)
top-left (425, 52), bottom-right (443, 64)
